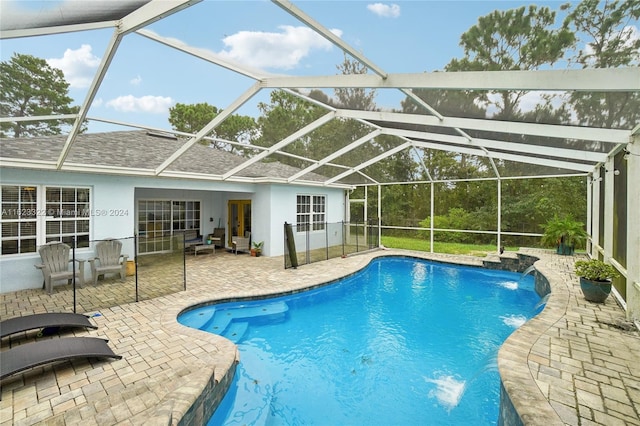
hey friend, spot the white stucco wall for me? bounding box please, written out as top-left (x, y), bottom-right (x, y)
top-left (1, 169), bottom-right (141, 293)
top-left (0, 169), bottom-right (253, 292)
top-left (267, 184), bottom-right (346, 257)
top-left (0, 167), bottom-right (346, 293)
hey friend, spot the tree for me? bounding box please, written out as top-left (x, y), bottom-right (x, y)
top-left (168, 102), bottom-right (257, 151)
top-left (446, 6), bottom-right (575, 119)
top-left (334, 55), bottom-right (376, 110)
top-left (401, 87), bottom-right (486, 119)
top-left (0, 53), bottom-right (79, 138)
top-left (563, 0), bottom-right (640, 128)
top-left (254, 90), bottom-right (327, 167)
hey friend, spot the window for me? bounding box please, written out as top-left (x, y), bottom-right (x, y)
top-left (45, 187), bottom-right (90, 248)
top-left (1, 185), bottom-right (37, 255)
top-left (172, 201), bottom-right (201, 232)
top-left (1, 185), bottom-right (91, 255)
top-left (137, 200), bottom-right (200, 254)
top-left (296, 194), bottom-right (325, 231)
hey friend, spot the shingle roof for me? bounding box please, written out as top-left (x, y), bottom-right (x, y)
top-left (0, 130), bottom-right (330, 184)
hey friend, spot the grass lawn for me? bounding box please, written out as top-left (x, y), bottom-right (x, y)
top-left (380, 235), bottom-right (520, 257)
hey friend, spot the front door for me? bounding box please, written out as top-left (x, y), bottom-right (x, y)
top-left (228, 200), bottom-right (251, 246)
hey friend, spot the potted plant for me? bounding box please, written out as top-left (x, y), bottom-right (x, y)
top-left (541, 215), bottom-right (588, 255)
top-left (251, 241), bottom-right (264, 257)
top-left (575, 258), bottom-right (620, 303)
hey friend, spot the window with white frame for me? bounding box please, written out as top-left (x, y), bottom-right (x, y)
top-left (1, 185), bottom-right (37, 255)
top-left (0, 185), bottom-right (91, 255)
top-left (45, 187), bottom-right (90, 248)
top-left (296, 194), bottom-right (325, 231)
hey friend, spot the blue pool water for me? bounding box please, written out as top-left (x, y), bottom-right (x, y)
top-left (178, 257), bottom-right (542, 425)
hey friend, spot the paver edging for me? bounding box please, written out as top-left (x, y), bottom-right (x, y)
top-left (147, 292), bottom-right (241, 426)
top-left (498, 254), bottom-right (571, 426)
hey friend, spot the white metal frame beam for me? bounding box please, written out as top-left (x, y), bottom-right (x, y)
top-left (411, 141), bottom-right (594, 172)
top-left (262, 68), bottom-right (640, 91)
top-left (272, 0), bottom-right (388, 79)
top-left (54, 0), bottom-right (200, 169)
top-left (222, 111), bottom-right (336, 180)
top-left (136, 28), bottom-right (267, 80)
top-left (287, 129), bottom-right (382, 182)
top-left (337, 109), bottom-right (630, 144)
top-left (155, 82), bottom-right (263, 175)
top-left (382, 128), bottom-right (608, 164)
top-left (326, 142), bottom-right (412, 184)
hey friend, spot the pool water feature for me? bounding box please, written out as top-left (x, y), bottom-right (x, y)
top-left (178, 256), bottom-right (543, 425)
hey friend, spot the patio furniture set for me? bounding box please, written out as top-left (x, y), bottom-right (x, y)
top-left (35, 239), bottom-right (129, 295)
top-left (1, 312), bottom-right (121, 387)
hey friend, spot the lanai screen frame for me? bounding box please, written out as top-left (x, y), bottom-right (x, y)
top-left (1, 0), bottom-right (638, 321)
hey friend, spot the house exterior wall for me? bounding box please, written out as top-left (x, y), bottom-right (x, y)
top-left (268, 184), bottom-right (346, 257)
top-left (0, 167), bottom-right (346, 293)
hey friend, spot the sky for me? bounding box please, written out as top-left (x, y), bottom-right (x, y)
top-left (1, 0), bottom-right (636, 133)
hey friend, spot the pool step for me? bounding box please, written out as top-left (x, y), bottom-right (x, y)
top-left (222, 322), bottom-right (249, 343)
top-left (198, 301), bottom-right (289, 339)
top-left (178, 306), bottom-right (216, 330)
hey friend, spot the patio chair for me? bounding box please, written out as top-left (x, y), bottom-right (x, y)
top-left (232, 231), bottom-right (251, 255)
top-left (35, 242), bottom-right (86, 295)
top-left (1, 312), bottom-right (97, 339)
top-left (88, 239), bottom-right (128, 286)
top-left (211, 227), bottom-right (225, 248)
top-left (0, 337), bottom-right (121, 381)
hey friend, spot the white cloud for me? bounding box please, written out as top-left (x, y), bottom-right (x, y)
top-left (218, 25), bottom-right (342, 70)
top-left (105, 95), bottom-right (174, 114)
top-left (367, 3), bottom-right (400, 18)
top-left (130, 75), bottom-right (142, 86)
top-left (47, 44), bottom-right (100, 89)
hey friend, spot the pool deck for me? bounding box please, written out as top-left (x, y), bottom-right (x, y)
top-left (1, 248), bottom-right (639, 425)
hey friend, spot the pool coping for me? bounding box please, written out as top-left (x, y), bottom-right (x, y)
top-left (497, 254), bottom-right (568, 426)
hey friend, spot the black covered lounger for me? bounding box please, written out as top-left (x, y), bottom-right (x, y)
top-left (0, 337), bottom-right (121, 380)
top-left (1, 312), bottom-right (97, 339)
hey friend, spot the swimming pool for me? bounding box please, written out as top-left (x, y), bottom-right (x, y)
top-left (178, 256), bottom-right (542, 425)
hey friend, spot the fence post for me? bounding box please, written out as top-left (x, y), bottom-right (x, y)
top-left (182, 233), bottom-right (187, 292)
top-left (325, 222), bottom-right (329, 260)
top-left (305, 226), bottom-right (310, 264)
top-left (72, 236), bottom-right (77, 313)
top-left (342, 220), bottom-right (345, 258)
top-left (134, 233), bottom-right (139, 302)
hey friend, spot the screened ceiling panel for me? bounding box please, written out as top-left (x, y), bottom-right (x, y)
top-left (0, 0), bottom-right (637, 187)
top-left (0, 1), bottom-right (151, 32)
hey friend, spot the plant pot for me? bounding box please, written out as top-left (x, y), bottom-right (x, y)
top-left (250, 249), bottom-right (257, 257)
top-left (579, 277), bottom-right (612, 303)
top-left (557, 243), bottom-right (574, 255)
top-left (126, 260), bottom-right (136, 276)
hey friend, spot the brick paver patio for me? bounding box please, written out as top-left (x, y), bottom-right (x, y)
top-left (1, 249), bottom-right (638, 425)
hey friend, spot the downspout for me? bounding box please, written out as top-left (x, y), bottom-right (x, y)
top-left (430, 182), bottom-right (434, 253)
top-left (497, 178), bottom-right (502, 252)
top-left (586, 174), bottom-right (593, 254)
top-left (604, 156), bottom-right (615, 262)
top-left (591, 167), bottom-right (602, 258)
top-left (378, 184), bottom-right (382, 248)
top-left (626, 129), bottom-right (640, 323)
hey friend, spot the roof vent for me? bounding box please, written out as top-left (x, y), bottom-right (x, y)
top-left (146, 131), bottom-right (178, 140)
